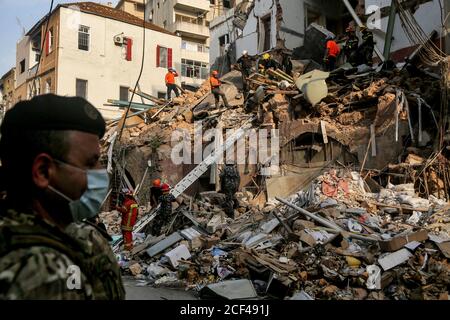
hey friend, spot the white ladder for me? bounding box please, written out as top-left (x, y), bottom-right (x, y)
top-left (112, 117), bottom-right (255, 252)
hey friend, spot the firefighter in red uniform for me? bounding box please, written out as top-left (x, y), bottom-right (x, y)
top-left (116, 189), bottom-right (139, 251)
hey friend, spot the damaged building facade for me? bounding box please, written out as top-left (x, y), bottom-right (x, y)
top-left (209, 0), bottom-right (450, 72)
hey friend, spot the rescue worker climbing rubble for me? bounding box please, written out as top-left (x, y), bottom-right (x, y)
top-left (357, 26), bottom-right (375, 66)
top-left (324, 35), bottom-right (341, 71)
top-left (236, 50), bottom-right (256, 93)
top-left (0, 94), bottom-right (125, 300)
top-left (210, 70), bottom-right (230, 109)
top-left (258, 53), bottom-right (280, 75)
top-left (152, 183), bottom-right (176, 236)
top-left (220, 163), bottom-right (240, 219)
top-left (150, 178), bottom-right (162, 207)
top-left (343, 26), bottom-right (359, 66)
top-left (165, 67), bottom-right (180, 100)
top-left (116, 188), bottom-right (138, 251)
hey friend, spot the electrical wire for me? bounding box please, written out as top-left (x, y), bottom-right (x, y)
top-left (395, 0), bottom-right (446, 66)
top-left (117, 0), bottom-right (147, 141)
top-left (31, 0), bottom-right (55, 97)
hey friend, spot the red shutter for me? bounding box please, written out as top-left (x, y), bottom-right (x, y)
top-left (156, 45), bottom-right (160, 67)
top-left (45, 31), bottom-right (50, 55)
top-left (168, 48), bottom-right (173, 68)
top-left (126, 38), bottom-right (132, 61)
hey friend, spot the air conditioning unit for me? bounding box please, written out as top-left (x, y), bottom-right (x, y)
top-left (114, 35), bottom-right (124, 45)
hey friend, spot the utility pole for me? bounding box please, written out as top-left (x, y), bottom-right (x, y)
top-left (383, 0), bottom-right (397, 60)
top-left (445, 0), bottom-right (450, 55)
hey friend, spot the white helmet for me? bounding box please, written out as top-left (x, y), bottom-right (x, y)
top-left (242, 50), bottom-right (248, 56)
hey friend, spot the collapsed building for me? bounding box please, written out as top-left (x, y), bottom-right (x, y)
top-left (99, 0), bottom-right (450, 300)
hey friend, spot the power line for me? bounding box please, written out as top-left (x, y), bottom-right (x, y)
top-left (117, 0), bottom-right (147, 141)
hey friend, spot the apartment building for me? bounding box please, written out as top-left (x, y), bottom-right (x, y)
top-left (15, 2), bottom-right (181, 120)
top-left (116, 0), bottom-right (146, 19)
top-left (0, 68), bottom-right (16, 111)
top-left (142, 0), bottom-right (234, 88)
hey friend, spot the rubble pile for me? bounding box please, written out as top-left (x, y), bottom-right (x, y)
top-left (107, 168), bottom-right (450, 300)
top-left (100, 39), bottom-right (449, 300)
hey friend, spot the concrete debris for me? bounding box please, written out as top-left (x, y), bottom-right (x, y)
top-left (99, 43), bottom-right (450, 300)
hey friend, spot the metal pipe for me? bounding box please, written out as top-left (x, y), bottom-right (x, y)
top-left (341, 0), bottom-right (385, 62)
top-left (276, 197), bottom-right (379, 242)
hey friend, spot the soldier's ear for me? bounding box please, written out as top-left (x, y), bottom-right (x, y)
top-left (31, 153), bottom-right (53, 189)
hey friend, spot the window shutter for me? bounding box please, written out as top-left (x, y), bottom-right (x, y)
top-left (126, 38), bottom-right (133, 61)
top-left (45, 31), bottom-right (50, 55)
top-left (156, 45), bottom-right (160, 67)
top-left (168, 48), bottom-right (173, 68)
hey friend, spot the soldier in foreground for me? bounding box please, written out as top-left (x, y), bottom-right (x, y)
top-left (0, 94), bottom-right (125, 300)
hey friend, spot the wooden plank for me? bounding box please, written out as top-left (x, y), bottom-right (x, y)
top-left (320, 120), bottom-right (329, 144)
top-left (370, 124), bottom-right (377, 157)
top-left (266, 168), bottom-right (324, 201)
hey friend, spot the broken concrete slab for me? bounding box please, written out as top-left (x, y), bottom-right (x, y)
top-left (164, 244), bottom-right (191, 268)
top-left (295, 70), bottom-right (330, 106)
top-left (288, 290), bottom-right (314, 300)
top-left (378, 249), bottom-right (413, 271)
top-left (436, 242), bottom-right (450, 259)
top-left (260, 218), bottom-right (280, 234)
top-left (266, 167), bottom-right (324, 201)
top-left (379, 230), bottom-right (428, 252)
top-left (180, 227), bottom-right (202, 240)
top-left (146, 232), bottom-right (183, 257)
top-left (200, 279), bottom-right (257, 300)
top-left (207, 214), bottom-right (227, 234)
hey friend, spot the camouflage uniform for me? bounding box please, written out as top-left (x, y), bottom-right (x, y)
top-left (0, 205), bottom-right (125, 300)
top-left (220, 165), bottom-right (240, 218)
top-left (151, 193), bottom-right (175, 236)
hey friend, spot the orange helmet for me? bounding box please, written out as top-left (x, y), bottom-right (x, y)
top-left (161, 183), bottom-right (170, 192)
top-left (153, 178), bottom-right (161, 188)
top-left (212, 70), bottom-right (219, 76)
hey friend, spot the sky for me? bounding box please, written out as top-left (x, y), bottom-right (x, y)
top-left (0, 0), bottom-right (119, 76)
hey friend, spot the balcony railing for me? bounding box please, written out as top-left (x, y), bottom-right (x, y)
top-left (27, 64), bottom-right (39, 79)
top-left (170, 21), bottom-right (209, 38)
top-left (174, 0), bottom-right (210, 12)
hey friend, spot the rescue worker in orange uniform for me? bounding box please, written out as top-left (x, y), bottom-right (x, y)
top-left (150, 178), bottom-right (162, 207)
top-left (210, 70), bottom-right (230, 109)
top-left (323, 35), bottom-right (341, 71)
top-left (165, 68), bottom-right (180, 100)
top-left (116, 189), bottom-right (139, 251)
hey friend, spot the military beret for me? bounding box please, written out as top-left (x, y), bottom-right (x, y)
top-left (0, 94), bottom-right (105, 138)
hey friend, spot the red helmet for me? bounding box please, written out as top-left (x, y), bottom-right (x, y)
top-left (153, 178), bottom-right (161, 188)
top-left (161, 183), bottom-right (170, 192)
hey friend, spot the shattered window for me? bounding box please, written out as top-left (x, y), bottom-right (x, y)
top-left (181, 58), bottom-right (209, 79)
top-left (158, 46), bottom-right (168, 68)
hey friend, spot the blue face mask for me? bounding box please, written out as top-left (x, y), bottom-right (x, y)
top-left (48, 160), bottom-right (110, 222)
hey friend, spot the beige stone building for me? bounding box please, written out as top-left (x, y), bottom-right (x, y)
top-left (0, 68), bottom-right (16, 110)
top-left (116, 0), bottom-right (146, 19)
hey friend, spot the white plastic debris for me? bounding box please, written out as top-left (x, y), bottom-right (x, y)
top-left (366, 265), bottom-right (381, 290)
